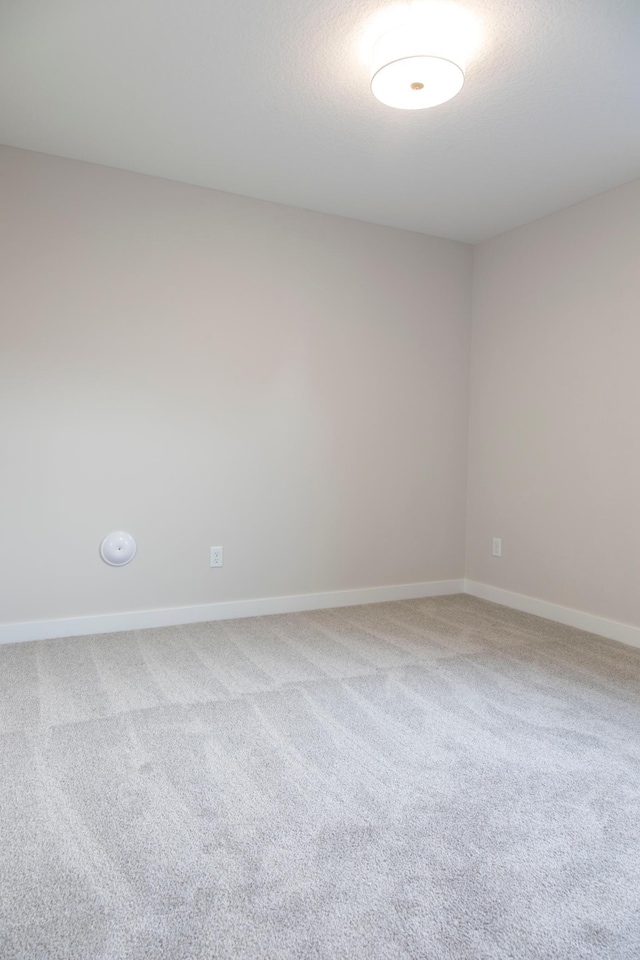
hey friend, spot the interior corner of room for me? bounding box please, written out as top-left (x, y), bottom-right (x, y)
top-left (1, 146), bottom-right (638, 648)
top-left (3, 3), bottom-right (640, 956)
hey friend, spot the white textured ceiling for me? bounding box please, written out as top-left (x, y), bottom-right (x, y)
top-left (0, 0), bottom-right (639, 242)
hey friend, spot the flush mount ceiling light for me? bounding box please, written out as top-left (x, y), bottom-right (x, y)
top-left (366, 4), bottom-right (479, 110)
top-left (371, 54), bottom-right (464, 109)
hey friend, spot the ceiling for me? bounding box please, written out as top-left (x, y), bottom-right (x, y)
top-left (0, 0), bottom-right (639, 243)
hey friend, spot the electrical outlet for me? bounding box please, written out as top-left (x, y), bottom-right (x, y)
top-left (210, 546), bottom-right (223, 568)
top-left (492, 538), bottom-right (502, 558)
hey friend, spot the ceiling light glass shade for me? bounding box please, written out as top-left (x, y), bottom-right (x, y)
top-left (371, 55), bottom-right (464, 110)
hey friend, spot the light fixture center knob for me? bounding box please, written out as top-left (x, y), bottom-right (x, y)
top-left (411, 82), bottom-right (424, 90)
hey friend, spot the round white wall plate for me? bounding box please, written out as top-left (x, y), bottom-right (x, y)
top-left (100, 531), bottom-right (137, 566)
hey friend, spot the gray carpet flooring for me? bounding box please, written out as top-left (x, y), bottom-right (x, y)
top-left (1, 594), bottom-right (640, 960)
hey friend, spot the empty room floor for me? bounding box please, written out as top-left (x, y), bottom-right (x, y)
top-left (1, 594), bottom-right (639, 960)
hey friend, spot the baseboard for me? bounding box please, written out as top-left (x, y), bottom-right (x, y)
top-left (0, 578), bottom-right (466, 645)
top-left (465, 580), bottom-right (640, 650)
top-left (6, 576), bottom-right (637, 650)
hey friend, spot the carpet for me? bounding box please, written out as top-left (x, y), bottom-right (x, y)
top-left (1, 594), bottom-right (639, 959)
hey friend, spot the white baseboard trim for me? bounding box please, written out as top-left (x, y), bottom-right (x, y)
top-left (0, 578), bottom-right (465, 645)
top-left (465, 580), bottom-right (640, 650)
top-left (5, 577), bottom-right (638, 650)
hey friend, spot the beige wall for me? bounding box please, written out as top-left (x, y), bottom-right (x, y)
top-left (466, 178), bottom-right (640, 626)
top-left (0, 146), bottom-right (472, 624)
